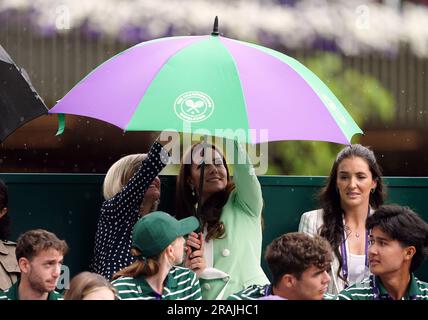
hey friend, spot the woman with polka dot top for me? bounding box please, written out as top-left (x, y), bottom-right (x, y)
top-left (90, 138), bottom-right (205, 280)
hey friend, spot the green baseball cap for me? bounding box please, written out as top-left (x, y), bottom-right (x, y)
top-left (132, 211), bottom-right (200, 258)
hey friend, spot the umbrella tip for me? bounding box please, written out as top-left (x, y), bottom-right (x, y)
top-left (211, 16), bottom-right (219, 36)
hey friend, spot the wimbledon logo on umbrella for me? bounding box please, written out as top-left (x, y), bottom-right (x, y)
top-left (174, 91), bottom-right (214, 123)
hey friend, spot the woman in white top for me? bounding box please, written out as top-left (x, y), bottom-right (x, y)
top-left (299, 144), bottom-right (385, 294)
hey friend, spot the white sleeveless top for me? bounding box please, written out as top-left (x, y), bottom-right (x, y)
top-left (347, 253), bottom-right (367, 284)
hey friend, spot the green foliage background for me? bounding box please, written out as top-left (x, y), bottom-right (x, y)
top-left (265, 53), bottom-right (395, 175)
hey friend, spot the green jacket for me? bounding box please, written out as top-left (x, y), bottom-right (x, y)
top-left (112, 266), bottom-right (202, 300)
top-left (0, 280), bottom-right (63, 300)
top-left (199, 142), bottom-right (269, 300)
top-left (337, 274), bottom-right (428, 300)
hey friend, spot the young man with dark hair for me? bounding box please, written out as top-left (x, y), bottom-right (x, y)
top-left (0, 229), bottom-right (68, 300)
top-left (337, 205), bottom-right (428, 300)
top-left (228, 232), bottom-right (333, 300)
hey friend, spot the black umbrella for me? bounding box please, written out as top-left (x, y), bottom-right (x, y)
top-left (0, 44), bottom-right (48, 143)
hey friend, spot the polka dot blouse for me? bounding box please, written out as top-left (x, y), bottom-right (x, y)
top-left (90, 142), bottom-right (169, 280)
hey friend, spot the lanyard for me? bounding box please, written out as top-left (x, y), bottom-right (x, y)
top-left (264, 284), bottom-right (273, 297)
top-left (340, 208), bottom-right (370, 284)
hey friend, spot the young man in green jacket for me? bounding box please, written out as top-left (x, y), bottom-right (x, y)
top-left (0, 229), bottom-right (67, 300)
top-left (228, 232), bottom-right (334, 300)
top-left (337, 205), bottom-right (428, 300)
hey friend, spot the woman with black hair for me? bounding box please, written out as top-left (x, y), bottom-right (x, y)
top-left (299, 144), bottom-right (385, 294)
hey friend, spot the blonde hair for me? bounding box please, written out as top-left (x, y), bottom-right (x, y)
top-left (64, 271), bottom-right (117, 300)
top-left (103, 154), bottom-right (147, 200)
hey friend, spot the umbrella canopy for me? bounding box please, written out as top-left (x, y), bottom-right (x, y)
top-left (0, 44), bottom-right (48, 143)
top-left (49, 19), bottom-right (362, 145)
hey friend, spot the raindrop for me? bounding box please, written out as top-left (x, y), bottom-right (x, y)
top-left (291, 188), bottom-right (295, 192)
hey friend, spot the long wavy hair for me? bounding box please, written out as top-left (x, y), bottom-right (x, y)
top-left (318, 144), bottom-right (385, 282)
top-left (175, 142), bottom-right (235, 241)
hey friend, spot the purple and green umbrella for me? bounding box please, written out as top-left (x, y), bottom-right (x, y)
top-left (49, 18), bottom-right (362, 145)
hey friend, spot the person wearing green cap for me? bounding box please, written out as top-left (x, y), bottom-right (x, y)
top-left (112, 211), bottom-right (202, 300)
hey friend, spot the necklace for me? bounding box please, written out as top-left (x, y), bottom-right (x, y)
top-left (344, 225), bottom-right (361, 238)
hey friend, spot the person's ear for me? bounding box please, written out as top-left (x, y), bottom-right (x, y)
top-left (371, 179), bottom-right (378, 193)
top-left (281, 274), bottom-right (296, 288)
top-left (404, 246), bottom-right (416, 261)
top-left (0, 207), bottom-right (8, 219)
top-left (18, 257), bottom-right (30, 273)
top-left (166, 244), bottom-right (175, 258)
top-left (166, 244), bottom-right (173, 253)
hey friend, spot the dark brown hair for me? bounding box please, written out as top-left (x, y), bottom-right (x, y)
top-left (175, 142), bottom-right (235, 241)
top-left (367, 205), bottom-right (428, 272)
top-left (15, 229), bottom-right (68, 261)
top-left (64, 271), bottom-right (116, 300)
top-left (265, 232), bottom-right (333, 286)
top-left (318, 144), bottom-right (385, 281)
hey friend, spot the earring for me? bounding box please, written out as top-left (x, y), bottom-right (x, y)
top-left (371, 188), bottom-right (375, 194)
top-left (191, 187), bottom-right (196, 197)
